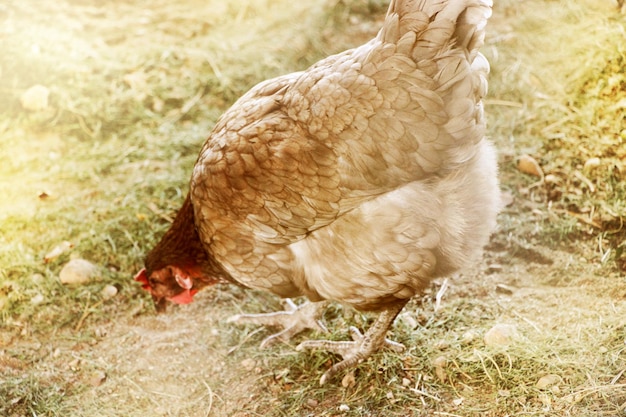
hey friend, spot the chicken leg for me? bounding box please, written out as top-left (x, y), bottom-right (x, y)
top-left (227, 299), bottom-right (328, 348)
top-left (296, 300), bottom-right (408, 385)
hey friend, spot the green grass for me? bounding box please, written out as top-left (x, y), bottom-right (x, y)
top-left (1, 0), bottom-right (625, 416)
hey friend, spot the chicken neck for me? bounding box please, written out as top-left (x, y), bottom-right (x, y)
top-left (145, 193), bottom-right (224, 282)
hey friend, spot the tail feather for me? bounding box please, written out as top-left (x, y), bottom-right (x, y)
top-left (380, 0), bottom-right (492, 62)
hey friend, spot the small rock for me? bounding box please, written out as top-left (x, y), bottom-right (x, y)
top-left (240, 358), bottom-right (256, 371)
top-left (306, 398), bottom-right (319, 408)
top-left (536, 374), bottom-right (561, 390)
top-left (484, 324), bottom-right (519, 348)
top-left (59, 259), bottom-right (99, 285)
top-left (100, 285), bottom-right (118, 300)
top-left (544, 173), bottom-right (561, 184)
top-left (20, 84), bottom-right (50, 111)
top-left (339, 404), bottom-right (350, 412)
top-left (461, 330), bottom-right (479, 344)
top-left (89, 370), bottom-right (107, 387)
top-left (31, 273), bottom-right (45, 285)
top-left (30, 294), bottom-right (45, 305)
top-left (495, 283), bottom-right (515, 295)
top-left (401, 377), bottom-right (412, 387)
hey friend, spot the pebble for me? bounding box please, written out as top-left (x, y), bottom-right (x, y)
top-left (461, 330), bottom-right (479, 344)
top-left (30, 294), bottom-right (45, 305)
top-left (59, 259), bottom-right (99, 285)
top-left (31, 273), bottom-right (45, 285)
top-left (100, 285), bottom-right (118, 300)
top-left (306, 398), bottom-right (318, 408)
top-left (339, 404), bottom-right (350, 412)
top-left (484, 323), bottom-right (519, 348)
top-left (495, 283), bottom-right (515, 295)
top-left (89, 370), bottom-right (107, 387)
top-left (20, 84), bottom-right (50, 111)
top-left (240, 358), bottom-right (256, 371)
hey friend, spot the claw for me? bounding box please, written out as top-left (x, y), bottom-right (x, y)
top-left (296, 302), bottom-right (408, 385)
top-left (228, 300), bottom-right (328, 347)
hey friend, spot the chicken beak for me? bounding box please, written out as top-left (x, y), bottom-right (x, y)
top-left (154, 295), bottom-right (168, 313)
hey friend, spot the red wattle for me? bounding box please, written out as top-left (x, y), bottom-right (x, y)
top-left (167, 289), bottom-right (199, 304)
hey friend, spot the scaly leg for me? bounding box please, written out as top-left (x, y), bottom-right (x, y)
top-left (227, 299), bottom-right (328, 348)
top-left (296, 300), bottom-right (408, 385)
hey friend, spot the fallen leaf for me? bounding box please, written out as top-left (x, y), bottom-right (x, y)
top-left (583, 157), bottom-right (601, 171)
top-left (44, 241), bottom-right (74, 263)
top-left (433, 356), bottom-right (447, 382)
top-left (341, 370), bottom-right (356, 388)
top-left (517, 154), bottom-right (543, 177)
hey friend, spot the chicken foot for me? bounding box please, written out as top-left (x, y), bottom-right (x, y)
top-left (227, 299), bottom-right (328, 348)
top-left (296, 300), bottom-right (408, 385)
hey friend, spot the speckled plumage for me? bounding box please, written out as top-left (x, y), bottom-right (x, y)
top-left (189, 0), bottom-right (499, 310)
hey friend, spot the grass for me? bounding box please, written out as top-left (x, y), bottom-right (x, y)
top-left (1, 0), bottom-right (625, 416)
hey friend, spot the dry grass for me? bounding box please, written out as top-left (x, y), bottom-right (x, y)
top-left (1, 0), bottom-right (625, 416)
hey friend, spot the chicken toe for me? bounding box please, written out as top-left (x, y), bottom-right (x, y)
top-left (228, 300), bottom-right (328, 348)
top-left (296, 301), bottom-right (408, 385)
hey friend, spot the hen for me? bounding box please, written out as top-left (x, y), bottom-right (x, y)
top-left (135, 0), bottom-right (500, 384)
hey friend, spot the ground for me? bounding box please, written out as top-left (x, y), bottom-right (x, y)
top-left (1, 0), bottom-right (625, 416)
